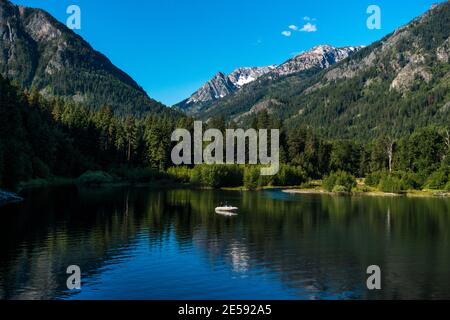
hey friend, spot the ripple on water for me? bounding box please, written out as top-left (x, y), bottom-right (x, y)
top-left (1, 188), bottom-right (450, 299)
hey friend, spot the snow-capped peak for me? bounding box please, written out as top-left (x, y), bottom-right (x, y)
top-left (176, 45), bottom-right (362, 112)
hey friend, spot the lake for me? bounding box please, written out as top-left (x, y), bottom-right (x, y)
top-left (0, 186), bottom-right (449, 300)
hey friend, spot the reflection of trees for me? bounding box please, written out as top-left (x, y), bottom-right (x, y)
top-left (0, 186), bottom-right (153, 299)
top-left (1, 187), bottom-right (450, 299)
top-left (161, 190), bottom-right (450, 299)
top-left (181, 191), bottom-right (450, 299)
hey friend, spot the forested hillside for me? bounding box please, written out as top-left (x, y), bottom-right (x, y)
top-left (0, 74), bottom-right (186, 189)
top-left (199, 2), bottom-right (450, 141)
top-left (1, 74), bottom-right (449, 193)
top-left (166, 111), bottom-right (450, 193)
top-left (1, 1), bottom-right (449, 194)
top-left (0, 0), bottom-right (169, 116)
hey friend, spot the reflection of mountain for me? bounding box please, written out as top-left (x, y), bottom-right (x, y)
top-left (1, 188), bottom-right (450, 299)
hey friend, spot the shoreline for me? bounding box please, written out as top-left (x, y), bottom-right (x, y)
top-left (18, 178), bottom-right (188, 191)
top-left (282, 188), bottom-right (450, 198)
top-left (10, 177), bottom-right (450, 200)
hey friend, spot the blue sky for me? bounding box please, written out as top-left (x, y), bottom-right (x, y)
top-left (11, 0), bottom-right (445, 105)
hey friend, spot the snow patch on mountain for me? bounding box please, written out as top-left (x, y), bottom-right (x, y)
top-left (176, 45), bottom-right (363, 113)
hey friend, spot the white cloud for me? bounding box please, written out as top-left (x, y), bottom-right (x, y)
top-left (283, 19), bottom-right (317, 37)
top-left (300, 23), bottom-right (317, 32)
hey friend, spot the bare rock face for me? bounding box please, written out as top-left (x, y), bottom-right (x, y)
top-left (276, 45), bottom-right (361, 76)
top-left (178, 66), bottom-right (276, 113)
top-left (177, 45), bottom-right (362, 115)
top-left (437, 37), bottom-right (450, 63)
top-left (390, 54), bottom-right (432, 92)
top-left (228, 66), bottom-right (276, 87)
top-left (186, 72), bottom-right (237, 105)
top-left (313, 3), bottom-right (449, 96)
top-left (23, 10), bottom-right (62, 42)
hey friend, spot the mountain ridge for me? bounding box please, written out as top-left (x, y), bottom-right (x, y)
top-left (175, 45), bottom-right (362, 115)
top-left (195, 2), bottom-right (449, 140)
top-left (175, 65), bottom-right (276, 114)
top-left (0, 0), bottom-right (168, 116)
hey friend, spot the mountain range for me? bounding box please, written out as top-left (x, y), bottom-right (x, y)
top-left (175, 45), bottom-right (362, 115)
top-left (0, 0), bottom-right (448, 140)
top-left (0, 0), bottom-right (168, 116)
top-left (175, 66), bottom-right (276, 115)
top-left (190, 2), bottom-right (449, 140)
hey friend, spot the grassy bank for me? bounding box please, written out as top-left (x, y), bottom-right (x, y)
top-left (11, 165), bottom-right (450, 200)
top-left (282, 179), bottom-right (450, 198)
top-left (17, 168), bottom-right (185, 191)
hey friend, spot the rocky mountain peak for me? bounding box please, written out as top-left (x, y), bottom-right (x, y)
top-left (176, 44), bottom-right (362, 114)
top-left (276, 45), bottom-right (363, 76)
top-left (179, 66), bottom-right (276, 111)
top-left (228, 66), bottom-right (277, 87)
top-left (193, 2), bottom-right (449, 138)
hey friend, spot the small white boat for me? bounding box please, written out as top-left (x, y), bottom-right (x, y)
top-left (215, 210), bottom-right (238, 216)
top-left (215, 205), bottom-right (238, 212)
top-left (215, 204), bottom-right (238, 215)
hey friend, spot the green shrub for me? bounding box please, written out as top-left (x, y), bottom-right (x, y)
top-left (201, 166), bottom-right (222, 188)
top-left (299, 181), bottom-right (314, 189)
top-left (367, 171), bottom-right (423, 191)
top-left (112, 167), bottom-right (167, 183)
top-left (360, 186), bottom-right (370, 193)
top-left (332, 185), bottom-right (348, 193)
top-left (77, 171), bottom-right (115, 186)
top-left (167, 166), bottom-right (192, 183)
top-left (182, 164), bottom-right (307, 189)
top-left (190, 168), bottom-right (202, 186)
top-left (189, 164), bottom-right (243, 188)
top-left (425, 167), bottom-right (450, 190)
top-left (323, 171), bottom-right (357, 192)
top-left (398, 171), bottom-right (423, 190)
top-left (378, 175), bottom-right (404, 193)
top-left (244, 166), bottom-right (260, 190)
top-left (273, 165), bottom-right (307, 186)
top-left (445, 182), bottom-right (450, 192)
top-left (365, 171), bottom-right (383, 187)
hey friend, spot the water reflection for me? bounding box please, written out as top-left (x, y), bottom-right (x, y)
top-left (0, 186), bottom-right (449, 300)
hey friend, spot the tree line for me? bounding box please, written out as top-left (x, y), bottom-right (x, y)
top-left (169, 111), bottom-right (450, 192)
top-left (1, 74), bottom-right (449, 192)
top-left (0, 75), bottom-right (185, 189)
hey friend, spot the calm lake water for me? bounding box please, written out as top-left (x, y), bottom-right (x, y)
top-left (0, 186), bottom-right (449, 300)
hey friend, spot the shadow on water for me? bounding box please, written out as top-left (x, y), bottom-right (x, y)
top-left (0, 186), bottom-right (449, 299)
